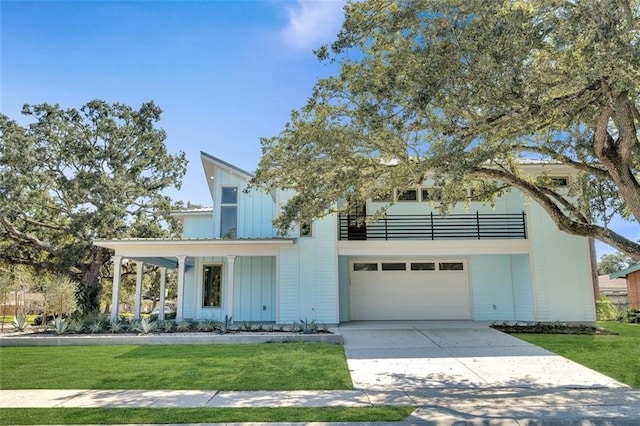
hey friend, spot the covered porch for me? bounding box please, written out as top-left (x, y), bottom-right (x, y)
top-left (93, 238), bottom-right (294, 322)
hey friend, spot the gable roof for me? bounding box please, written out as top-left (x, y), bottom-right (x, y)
top-left (609, 263), bottom-right (640, 279)
top-left (200, 151), bottom-right (254, 181)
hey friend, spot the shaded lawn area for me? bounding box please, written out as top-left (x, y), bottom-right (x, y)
top-left (514, 322), bottom-right (640, 388)
top-left (0, 407), bottom-right (415, 425)
top-left (0, 343), bottom-right (352, 390)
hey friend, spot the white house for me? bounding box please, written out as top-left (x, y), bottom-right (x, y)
top-left (94, 152), bottom-right (596, 324)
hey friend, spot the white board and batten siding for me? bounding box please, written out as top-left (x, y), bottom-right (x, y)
top-left (277, 215), bottom-right (339, 324)
top-left (212, 168), bottom-right (276, 239)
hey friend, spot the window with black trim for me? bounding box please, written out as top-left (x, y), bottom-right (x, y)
top-left (411, 262), bottom-right (436, 271)
top-left (397, 189), bottom-right (418, 201)
top-left (202, 264), bottom-right (222, 307)
top-left (300, 222), bottom-right (312, 237)
top-left (439, 262), bottom-right (464, 271)
top-left (382, 262), bottom-right (407, 271)
top-left (353, 263), bottom-right (378, 271)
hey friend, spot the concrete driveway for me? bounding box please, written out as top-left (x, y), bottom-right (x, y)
top-left (338, 321), bottom-right (626, 391)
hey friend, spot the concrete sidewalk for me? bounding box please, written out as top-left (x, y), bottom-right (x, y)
top-left (2, 387), bottom-right (640, 423)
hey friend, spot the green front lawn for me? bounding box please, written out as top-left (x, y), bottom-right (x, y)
top-left (0, 407), bottom-right (415, 425)
top-left (515, 321), bottom-right (640, 388)
top-left (0, 343), bottom-right (352, 390)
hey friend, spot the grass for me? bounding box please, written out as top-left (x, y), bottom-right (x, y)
top-left (0, 407), bottom-right (415, 425)
top-left (0, 343), bottom-right (352, 390)
top-left (514, 321), bottom-right (640, 388)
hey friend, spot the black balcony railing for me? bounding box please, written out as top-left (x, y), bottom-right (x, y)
top-left (338, 211), bottom-right (527, 241)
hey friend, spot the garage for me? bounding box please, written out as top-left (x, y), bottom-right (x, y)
top-left (349, 259), bottom-right (471, 320)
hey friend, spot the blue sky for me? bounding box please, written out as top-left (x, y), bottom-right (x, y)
top-left (1, 0), bottom-right (637, 258)
top-left (1, 0), bottom-right (345, 203)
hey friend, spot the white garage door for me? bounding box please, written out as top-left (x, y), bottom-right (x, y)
top-left (350, 260), bottom-right (471, 320)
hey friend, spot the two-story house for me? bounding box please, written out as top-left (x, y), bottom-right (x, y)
top-left (95, 151), bottom-right (596, 324)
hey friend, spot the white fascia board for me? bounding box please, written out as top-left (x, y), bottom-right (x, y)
top-left (337, 239), bottom-right (530, 256)
top-left (94, 239), bottom-right (294, 258)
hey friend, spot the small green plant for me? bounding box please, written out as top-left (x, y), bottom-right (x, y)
top-left (197, 320), bottom-right (215, 332)
top-left (239, 321), bottom-right (252, 331)
top-left (219, 315), bottom-right (233, 334)
top-left (252, 323), bottom-right (264, 332)
top-left (158, 320), bottom-right (175, 333)
top-left (109, 320), bottom-right (125, 333)
top-left (67, 319), bottom-right (85, 334)
top-left (12, 314), bottom-right (28, 332)
top-left (176, 320), bottom-right (192, 332)
top-left (88, 318), bottom-right (106, 334)
top-left (133, 317), bottom-right (157, 334)
top-left (52, 317), bottom-right (69, 335)
top-left (267, 324), bottom-right (275, 332)
top-left (289, 321), bottom-right (300, 333)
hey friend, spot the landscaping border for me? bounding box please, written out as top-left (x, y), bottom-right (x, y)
top-left (0, 331), bottom-right (343, 347)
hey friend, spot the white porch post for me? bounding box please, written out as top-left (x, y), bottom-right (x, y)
top-left (158, 267), bottom-right (167, 321)
top-left (110, 255), bottom-right (123, 323)
top-left (226, 256), bottom-right (236, 318)
top-left (176, 255), bottom-right (187, 322)
top-left (133, 261), bottom-right (144, 320)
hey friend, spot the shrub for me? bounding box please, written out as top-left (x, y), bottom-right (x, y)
top-left (596, 295), bottom-right (618, 321)
top-left (626, 309), bottom-right (640, 323)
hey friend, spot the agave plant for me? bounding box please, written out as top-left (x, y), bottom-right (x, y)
top-left (12, 314), bottom-right (28, 332)
top-left (196, 320), bottom-right (215, 332)
top-left (133, 317), bottom-right (157, 334)
top-left (67, 319), bottom-right (85, 334)
top-left (109, 320), bottom-right (125, 333)
top-left (52, 317), bottom-right (69, 335)
top-left (158, 320), bottom-right (175, 333)
top-left (88, 319), bottom-right (106, 334)
top-left (176, 320), bottom-right (192, 332)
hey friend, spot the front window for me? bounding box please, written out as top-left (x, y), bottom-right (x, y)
top-left (220, 187), bottom-right (237, 238)
top-left (202, 264), bottom-right (222, 307)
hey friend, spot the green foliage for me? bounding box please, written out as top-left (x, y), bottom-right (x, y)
top-left (67, 319), bottom-right (85, 334)
top-left (0, 407), bottom-right (414, 425)
top-left (41, 274), bottom-right (78, 318)
top-left (196, 320), bottom-right (215, 332)
top-left (625, 309), bottom-right (640, 324)
top-left (0, 343), bottom-right (353, 390)
top-left (109, 321), bottom-right (125, 334)
top-left (12, 313), bottom-right (28, 331)
top-left (133, 317), bottom-right (157, 334)
top-left (252, 0), bottom-right (640, 259)
top-left (598, 252), bottom-right (635, 275)
top-left (176, 320), bottom-right (193, 332)
top-left (0, 100), bottom-right (188, 313)
top-left (87, 318), bottom-right (106, 334)
top-left (52, 317), bottom-right (69, 335)
top-left (595, 295), bottom-right (619, 321)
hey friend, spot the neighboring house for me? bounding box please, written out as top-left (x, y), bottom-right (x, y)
top-left (609, 264), bottom-right (640, 310)
top-left (597, 274), bottom-right (628, 309)
top-left (95, 152), bottom-right (596, 324)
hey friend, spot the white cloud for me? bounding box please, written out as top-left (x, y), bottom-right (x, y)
top-left (282, 0), bottom-right (346, 51)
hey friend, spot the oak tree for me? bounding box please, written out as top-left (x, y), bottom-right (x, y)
top-left (253, 0), bottom-right (640, 260)
top-left (0, 100), bottom-right (187, 313)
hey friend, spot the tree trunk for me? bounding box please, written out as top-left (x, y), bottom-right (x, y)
top-left (78, 248), bottom-right (110, 314)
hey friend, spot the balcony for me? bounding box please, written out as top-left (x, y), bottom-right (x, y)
top-left (338, 211), bottom-right (527, 241)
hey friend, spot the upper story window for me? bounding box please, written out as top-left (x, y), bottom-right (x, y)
top-left (397, 189), bottom-right (418, 201)
top-left (550, 177), bottom-right (568, 187)
top-left (300, 222), bottom-right (313, 237)
top-left (220, 187), bottom-right (237, 238)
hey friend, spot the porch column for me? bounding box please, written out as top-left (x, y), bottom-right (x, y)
top-left (226, 256), bottom-right (236, 318)
top-left (110, 255), bottom-right (123, 323)
top-left (176, 255), bottom-right (187, 322)
top-left (133, 261), bottom-right (144, 320)
top-left (158, 267), bottom-right (167, 321)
